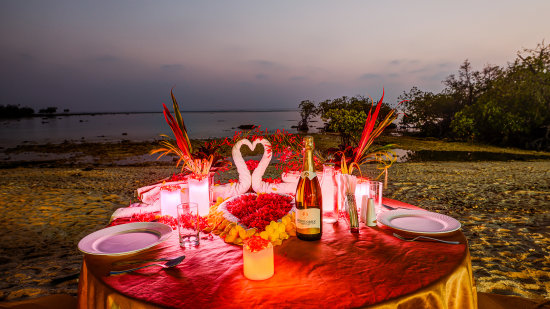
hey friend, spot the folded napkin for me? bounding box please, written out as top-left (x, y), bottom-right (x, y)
top-left (110, 203), bottom-right (160, 221)
top-left (137, 180), bottom-right (188, 206)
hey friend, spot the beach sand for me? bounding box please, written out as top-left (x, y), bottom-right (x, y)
top-left (0, 161), bottom-right (549, 302)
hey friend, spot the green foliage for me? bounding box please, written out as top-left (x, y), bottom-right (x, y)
top-left (401, 41), bottom-right (550, 150)
top-left (399, 88), bottom-right (456, 137)
top-left (324, 109), bottom-right (367, 146)
top-left (39, 107), bottom-right (58, 114)
top-left (296, 93), bottom-right (399, 178)
top-left (297, 100), bottom-right (317, 131)
top-left (0, 105), bottom-right (35, 118)
top-left (317, 95), bottom-right (393, 139)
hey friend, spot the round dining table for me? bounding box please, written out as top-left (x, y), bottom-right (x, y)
top-left (77, 198), bottom-right (477, 308)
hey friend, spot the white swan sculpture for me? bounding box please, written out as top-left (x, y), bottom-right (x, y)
top-left (250, 138), bottom-right (300, 195)
top-left (131, 138), bottom-right (301, 218)
top-left (211, 138), bottom-right (258, 199)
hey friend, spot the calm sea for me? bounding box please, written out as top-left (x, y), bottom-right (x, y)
top-left (0, 111), bottom-right (322, 147)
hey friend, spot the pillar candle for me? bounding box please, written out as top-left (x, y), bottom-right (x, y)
top-left (160, 184), bottom-right (182, 218)
top-left (243, 237), bottom-right (274, 280)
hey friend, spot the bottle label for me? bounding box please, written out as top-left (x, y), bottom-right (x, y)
top-left (295, 208), bottom-right (321, 229)
top-left (300, 171), bottom-right (317, 180)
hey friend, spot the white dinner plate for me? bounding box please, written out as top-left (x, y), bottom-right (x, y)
top-left (377, 209), bottom-right (461, 235)
top-left (78, 222), bottom-right (172, 256)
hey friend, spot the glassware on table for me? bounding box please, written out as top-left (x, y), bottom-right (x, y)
top-left (354, 177), bottom-right (370, 216)
top-left (160, 184), bottom-right (183, 218)
top-left (335, 169), bottom-right (345, 218)
top-left (320, 163), bottom-right (338, 223)
top-left (177, 202), bottom-right (200, 248)
top-left (367, 181), bottom-right (383, 215)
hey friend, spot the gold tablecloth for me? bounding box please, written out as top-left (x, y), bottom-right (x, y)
top-left (78, 199), bottom-right (477, 309)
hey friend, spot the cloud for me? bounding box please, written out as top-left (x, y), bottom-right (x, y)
top-left (289, 76), bottom-right (307, 81)
top-left (438, 61), bottom-right (453, 68)
top-left (408, 66), bottom-right (430, 74)
top-left (161, 64), bottom-right (185, 72)
top-left (18, 52), bottom-right (34, 61)
top-left (426, 71), bottom-right (451, 81)
top-left (92, 55), bottom-right (120, 63)
top-left (255, 73), bottom-right (269, 80)
top-left (248, 60), bottom-right (286, 72)
top-left (250, 60), bottom-right (277, 67)
top-left (359, 73), bottom-right (381, 80)
top-left (389, 59), bottom-right (420, 66)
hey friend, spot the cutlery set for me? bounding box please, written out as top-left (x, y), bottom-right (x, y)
top-left (110, 255), bottom-right (186, 275)
top-left (392, 233), bottom-right (460, 245)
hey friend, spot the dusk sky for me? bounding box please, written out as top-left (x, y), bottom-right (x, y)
top-left (1, 1), bottom-right (549, 113)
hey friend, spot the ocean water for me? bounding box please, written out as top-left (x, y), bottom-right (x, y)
top-left (0, 111), bottom-right (323, 147)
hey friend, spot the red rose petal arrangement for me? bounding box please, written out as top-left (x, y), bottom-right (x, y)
top-left (225, 193), bottom-right (293, 231)
top-left (207, 193), bottom-right (297, 246)
top-left (245, 236), bottom-right (271, 253)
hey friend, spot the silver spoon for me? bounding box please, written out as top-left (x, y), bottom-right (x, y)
top-left (109, 255), bottom-right (186, 275)
top-left (113, 256), bottom-right (181, 266)
top-left (393, 233), bottom-right (460, 245)
top-left (382, 204), bottom-right (408, 211)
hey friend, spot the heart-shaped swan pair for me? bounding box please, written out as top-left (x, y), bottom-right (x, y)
top-left (250, 139), bottom-right (299, 194)
top-left (212, 138), bottom-right (299, 199)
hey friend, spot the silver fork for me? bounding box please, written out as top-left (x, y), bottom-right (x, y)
top-left (393, 233), bottom-right (460, 245)
top-left (109, 255), bottom-right (185, 275)
top-left (113, 256), bottom-right (175, 266)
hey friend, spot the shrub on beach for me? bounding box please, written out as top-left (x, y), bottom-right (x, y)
top-left (0, 104), bottom-right (35, 118)
top-left (399, 41), bottom-right (550, 151)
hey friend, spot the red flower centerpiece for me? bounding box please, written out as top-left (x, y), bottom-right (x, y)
top-left (208, 193), bottom-right (296, 246)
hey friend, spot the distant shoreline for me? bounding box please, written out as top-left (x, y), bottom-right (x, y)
top-left (3, 109), bottom-right (299, 119)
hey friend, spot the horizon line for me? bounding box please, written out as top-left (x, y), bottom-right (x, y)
top-left (28, 108), bottom-right (299, 116)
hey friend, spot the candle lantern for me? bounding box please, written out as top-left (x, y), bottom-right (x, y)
top-left (160, 184), bottom-right (182, 218)
top-left (334, 169), bottom-right (345, 215)
top-left (188, 175), bottom-right (210, 217)
top-left (320, 163), bottom-right (338, 223)
top-left (355, 178), bottom-right (370, 215)
top-left (243, 236), bottom-right (274, 280)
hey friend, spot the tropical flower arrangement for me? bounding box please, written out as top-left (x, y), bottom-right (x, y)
top-left (335, 89), bottom-right (404, 179)
top-left (151, 90), bottom-right (231, 179)
top-left (145, 88), bottom-right (401, 246)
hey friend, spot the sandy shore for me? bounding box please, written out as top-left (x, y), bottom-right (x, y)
top-left (0, 161), bottom-right (549, 302)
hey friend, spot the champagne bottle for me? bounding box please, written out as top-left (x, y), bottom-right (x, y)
top-left (295, 136), bottom-right (322, 241)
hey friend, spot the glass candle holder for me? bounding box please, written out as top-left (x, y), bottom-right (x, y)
top-left (243, 239), bottom-right (274, 280)
top-left (160, 184), bottom-right (182, 218)
top-left (188, 175), bottom-right (210, 217)
top-left (320, 164), bottom-right (338, 223)
top-left (354, 177), bottom-right (370, 215)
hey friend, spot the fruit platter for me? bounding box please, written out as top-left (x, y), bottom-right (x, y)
top-left (206, 193), bottom-right (297, 246)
